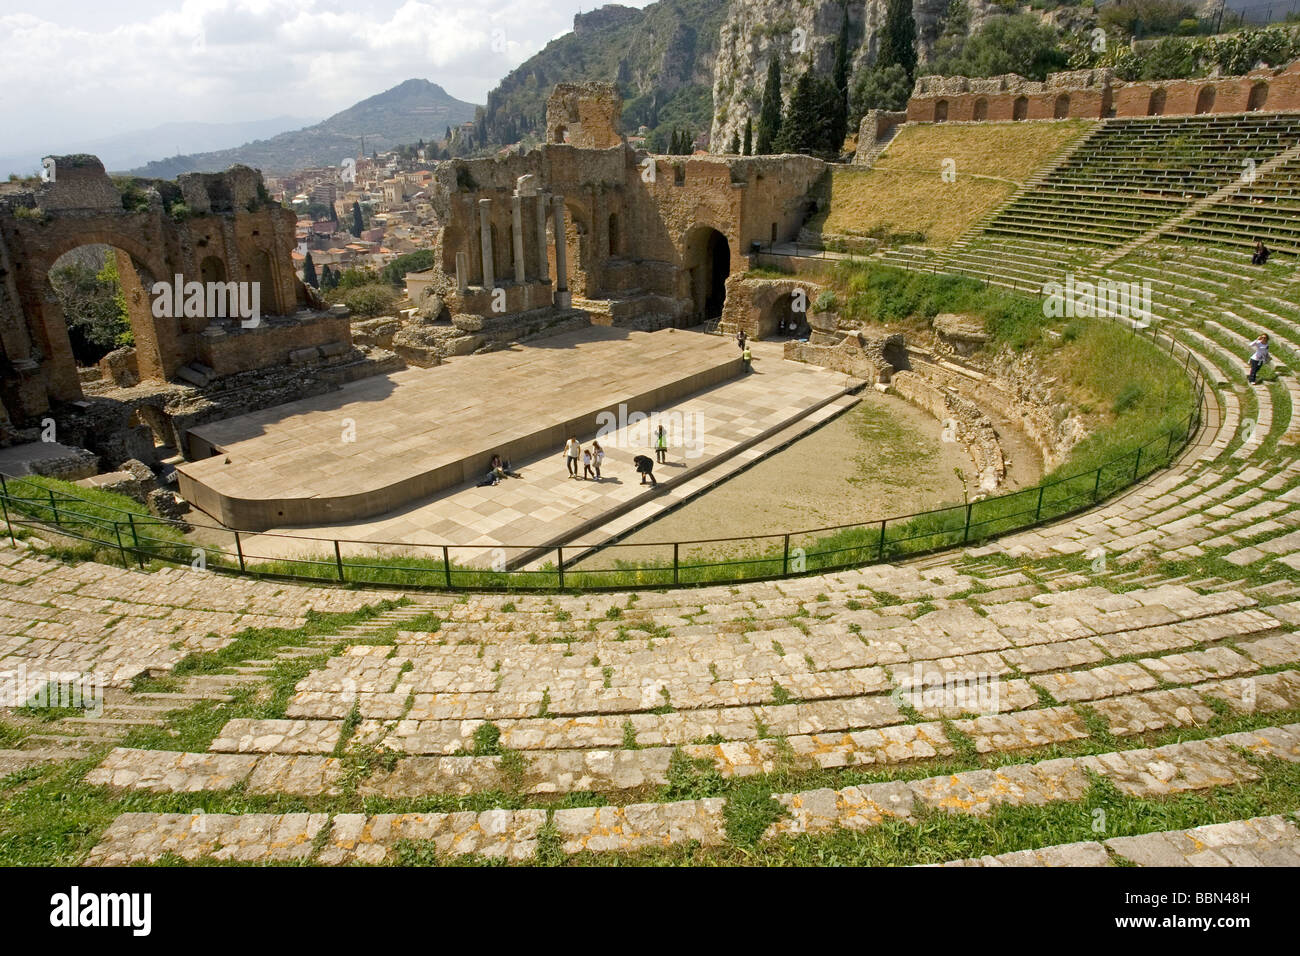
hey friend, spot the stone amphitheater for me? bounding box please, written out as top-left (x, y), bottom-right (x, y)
top-left (4, 110), bottom-right (1300, 869)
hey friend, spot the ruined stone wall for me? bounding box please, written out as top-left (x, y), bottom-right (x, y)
top-left (546, 82), bottom-right (625, 148)
top-left (429, 87), bottom-right (827, 330)
top-left (0, 156), bottom-right (328, 427)
top-left (907, 60), bottom-right (1300, 122)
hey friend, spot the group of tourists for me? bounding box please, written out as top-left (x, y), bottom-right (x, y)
top-left (562, 424), bottom-right (670, 487)
top-left (564, 437), bottom-right (606, 480)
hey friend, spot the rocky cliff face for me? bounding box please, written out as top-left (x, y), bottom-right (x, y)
top-left (709, 0), bottom-right (1000, 151)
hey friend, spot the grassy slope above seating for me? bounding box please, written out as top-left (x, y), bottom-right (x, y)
top-left (807, 120), bottom-right (1093, 248)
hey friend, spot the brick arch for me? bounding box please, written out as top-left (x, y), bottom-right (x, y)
top-left (13, 223), bottom-right (175, 402)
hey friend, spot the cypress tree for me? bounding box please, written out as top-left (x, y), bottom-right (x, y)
top-left (774, 70), bottom-right (818, 155)
top-left (830, 6), bottom-right (852, 153)
top-left (351, 201), bottom-right (364, 238)
top-left (303, 252), bottom-right (318, 289)
top-left (743, 117), bottom-right (753, 156)
top-left (756, 54), bottom-right (783, 154)
top-left (879, 0), bottom-right (918, 79)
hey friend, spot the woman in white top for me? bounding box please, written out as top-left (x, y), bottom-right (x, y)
top-left (564, 437), bottom-right (580, 478)
top-left (592, 441), bottom-right (605, 480)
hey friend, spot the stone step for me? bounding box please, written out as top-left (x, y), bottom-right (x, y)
top-left (929, 813), bottom-right (1300, 867)
top-left (81, 723), bottom-right (1300, 865)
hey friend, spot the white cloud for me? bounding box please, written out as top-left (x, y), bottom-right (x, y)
top-left (1, 0), bottom-right (640, 157)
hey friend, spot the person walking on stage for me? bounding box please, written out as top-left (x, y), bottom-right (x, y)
top-left (564, 436), bottom-right (581, 478)
top-left (591, 441), bottom-right (604, 480)
top-left (654, 424), bottom-right (668, 464)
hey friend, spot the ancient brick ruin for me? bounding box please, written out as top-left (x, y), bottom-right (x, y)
top-left (0, 156), bottom-right (344, 432)
top-left (421, 83), bottom-right (826, 340)
top-left (906, 59), bottom-right (1300, 123)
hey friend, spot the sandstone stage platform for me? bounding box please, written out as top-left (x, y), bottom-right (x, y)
top-left (176, 327), bottom-right (743, 530)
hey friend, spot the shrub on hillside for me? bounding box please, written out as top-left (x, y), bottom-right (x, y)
top-left (341, 283), bottom-right (397, 317)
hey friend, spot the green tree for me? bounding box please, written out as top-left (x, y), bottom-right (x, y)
top-left (879, 0), bottom-right (918, 79)
top-left (926, 14), bottom-right (1067, 82)
top-left (830, 5), bottom-right (852, 153)
top-left (381, 249), bottom-right (436, 285)
top-left (756, 54), bottom-right (783, 154)
top-left (303, 252), bottom-right (319, 289)
top-left (48, 252), bottom-right (132, 365)
top-left (351, 201), bottom-right (364, 238)
top-left (728, 131), bottom-right (741, 153)
top-left (775, 70), bottom-right (838, 156)
top-left (850, 63), bottom-right (913, 126)
top-left (743, 117), bottom-right (753, 156)
top-left (320, 264), bottom-right (335, 290)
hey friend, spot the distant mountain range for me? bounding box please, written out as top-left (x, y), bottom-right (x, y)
top-left (125, 79), bottom-right (480, 179)
top-left (0, 116), bottom-right (317, 179)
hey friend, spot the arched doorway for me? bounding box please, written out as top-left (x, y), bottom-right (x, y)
top-left (973, 98), bottom-right (988, 121)
top-left (1148, 88), bottom-right (1166, 116)
top-left (934, 100), bottom-right (948, 122)
top-left (1053, 94), bottom-right (1070, 119)
top-left (683, 226), bottom-right (731, 322)
top-left (1012, 96), bottom-right (1028, 121)
top-left (1195, 86), bottom-right (1216, 114)
top-left (1248, 82), bottom-right (1269, 111)
top-left (45, 243), bottom-right (155, 369)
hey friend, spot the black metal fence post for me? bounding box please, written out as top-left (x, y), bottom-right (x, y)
top-left (235, 531), bottom-right (246, 573)
top-left (782, 534), bottom-right (790, 576)
top-left (442, 545), bottom-right (451, 588)
top-left (334, 540), bottom-right (345, 582)
top-left (113, 523), bottom-right (129, 569)
top-left (1035, 484), bottom-right (1046, 521)
top-left (673, 543), bottom-right (680, 585)
top-left (0, 476), bottom-right (14, 547)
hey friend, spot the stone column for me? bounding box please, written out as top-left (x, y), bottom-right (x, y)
top-left (478, 198), bottom-right (494, 288)
top-left (511, 194), bottom-right (526, 284)
top-left (535, 193), bottom-right (549, 280)
top-left (455, 251), bottom-right (469, 292)
top-left (552, 194), bottom-right (569, 308)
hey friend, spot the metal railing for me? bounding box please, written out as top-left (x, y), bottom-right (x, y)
top-left (0, 335), bottom-right (1204, 593)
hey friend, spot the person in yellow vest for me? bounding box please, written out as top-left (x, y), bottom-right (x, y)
top-left (655, 424), bottom-right (668, 464)
top-left (742, 343), bottom-right (752, 373)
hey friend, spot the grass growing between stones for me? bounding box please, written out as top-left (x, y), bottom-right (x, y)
top-left (4, 700), bottom-right (1296, 866)
top-left (564, 756), bottom-right (1300, 867)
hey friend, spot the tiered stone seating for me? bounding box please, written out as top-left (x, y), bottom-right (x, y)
top-left (987, 113), bottom-right (1300, 248)
top-left (5, 112), bottom-right (1300, 866)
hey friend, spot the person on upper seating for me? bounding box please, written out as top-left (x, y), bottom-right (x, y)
top-left (1248, 333), bottom-right (1271, 385)
top-left (736, 329), bottom-right (747, 351)
top-left (1252, 239), bottom-right (1271, 266)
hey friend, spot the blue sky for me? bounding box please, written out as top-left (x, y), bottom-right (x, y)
top-left (2, 0), bottom-right (653, 159)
